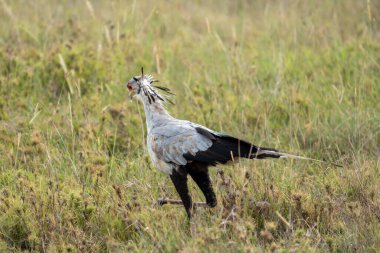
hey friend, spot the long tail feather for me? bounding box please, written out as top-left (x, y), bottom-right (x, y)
top-left (255, 148), bottom-right (343, 167)
top-left (192, 129), bottom-right (343, 167)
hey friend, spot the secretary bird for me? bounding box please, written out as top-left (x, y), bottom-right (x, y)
top-left (126, 68), bottom-right (341, 219)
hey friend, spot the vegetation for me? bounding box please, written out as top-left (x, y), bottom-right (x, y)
top-left (0, 0), bottom-right (379, 252)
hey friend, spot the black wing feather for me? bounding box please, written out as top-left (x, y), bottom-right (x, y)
top-left (183, 128), bottom-right (281, 165)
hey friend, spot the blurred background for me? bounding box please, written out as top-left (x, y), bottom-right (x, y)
top-left (0, 0), bottom-right (379, 252)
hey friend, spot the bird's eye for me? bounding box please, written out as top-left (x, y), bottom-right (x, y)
top-left (133, 77), bottom-right (139, 82)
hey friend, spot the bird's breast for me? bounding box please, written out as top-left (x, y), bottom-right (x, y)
top-left (147, 134), bottom-right (174, 175)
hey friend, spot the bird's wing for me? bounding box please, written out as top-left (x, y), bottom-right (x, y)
top-left (151, 120), bottom-right (342, 168)
top-left (151, 121), bottom-right (213, 166)
top-left (185, 122), bottom-right (282, 164)
top-left (152, 120), bottom-right (285, 167)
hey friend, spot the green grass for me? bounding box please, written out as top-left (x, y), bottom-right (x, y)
top-left (0, 0), bottom-right (379, 252)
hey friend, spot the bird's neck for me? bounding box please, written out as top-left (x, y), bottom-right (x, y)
top-left (141, 97), bottom-right (172, 133)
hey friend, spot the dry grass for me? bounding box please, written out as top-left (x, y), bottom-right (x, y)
top-left (0, 0), bottom-right (379, 252)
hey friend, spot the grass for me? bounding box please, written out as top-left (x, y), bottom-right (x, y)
top-left (0, 0), bottom-right (379, 252)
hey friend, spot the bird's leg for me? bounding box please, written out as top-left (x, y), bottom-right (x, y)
top-left (187, 166), bottom-right (217, 208)
top-left (169, 170), bottom-right (193, 219)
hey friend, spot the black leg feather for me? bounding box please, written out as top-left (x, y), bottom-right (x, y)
top-left (187, 162), bottom-right (217, 208)
top-left (170, 169), bottom-right (192, 218)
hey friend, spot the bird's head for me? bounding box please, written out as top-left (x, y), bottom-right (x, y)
top-left (126, 67), bottom-right (174, 104)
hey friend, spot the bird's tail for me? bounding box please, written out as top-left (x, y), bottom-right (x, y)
top-left (190, 129), bottom-right (342, 167)
top-left (253, 147), bottom-right (343, 167)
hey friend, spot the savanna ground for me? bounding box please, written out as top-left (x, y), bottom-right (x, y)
top-left (0, 0), bottom-right (379, 252)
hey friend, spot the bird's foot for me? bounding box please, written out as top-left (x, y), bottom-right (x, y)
top-left (157, 198), bottom-right (208, 207)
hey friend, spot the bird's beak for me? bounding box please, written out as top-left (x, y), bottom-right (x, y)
top-left (127, 82), bottom-right (134, 100)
